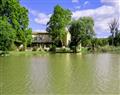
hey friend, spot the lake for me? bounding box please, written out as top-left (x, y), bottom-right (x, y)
top-left (0, 53), bottom-right (120, 95)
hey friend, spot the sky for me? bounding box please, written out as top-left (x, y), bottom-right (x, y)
top-left (20, 0), bottom-right (120, 38)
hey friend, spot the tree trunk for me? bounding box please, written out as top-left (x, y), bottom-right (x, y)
top-left (23, 42), bottom-right (27, 51)
top-left (73, 46), bottom-right (77, 53)
top-left (75, 47), bottom-right (77, 53)
top-left (60, 39), bottom-right (63, 47)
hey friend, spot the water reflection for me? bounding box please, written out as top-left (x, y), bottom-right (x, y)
top-left (1, 57), bottom-right (30, 94)
top-left (47, 54), bottom-right (94, 94)
top-left (0, 53), bottom-right (119, 94)
top-left (47, 54), bottom-right (73, 94)
top-left (94, 54), bottom-right (119, 94)
top-left (29, 56), bottom-right (50, 94)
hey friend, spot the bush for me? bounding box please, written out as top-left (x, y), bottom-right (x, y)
top-left (49, 45), bottom-right (56, 52)
top-left (9, 43), bottom-right (17, 51)
top-left (55, 47), bottom-right (71, 53)
top-left (60, 48), bottom-right (68, 52)
top-left (0, 51), bottom-right (9, 56)
top-left (32, 47), bottom-right (38, 51)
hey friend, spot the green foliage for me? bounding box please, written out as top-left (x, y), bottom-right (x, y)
top-left (69, 17), bottom-right (95, 52)
top-left (9, 42), bottom-right (17, 51)
top-left (80, 17), bottom-right (95, 47)
top-left (49, 45), bottom-right (56, 52)
top-left (96, 46), bottom-right (120, 53)
top-left (55, 47), bottom-right (71, 53)
top-left (69, 19), bottom-right (85, 47)
top-left (114, 32), bottom-right (120, 46)
top-left (0, 18), bottom-right (15, 51)
top-left (46, 5), bottom-right (72, 46)
top-left (0, 0), bottom-right (32, 50)
top-left (32, 47), bottom-right (38, 51)
top-left (26, 28), bottom-right (32, 45)
top-left (108, 31), bottom-right (120, 46)
top-left (92, 38), bottom-right (108, 47)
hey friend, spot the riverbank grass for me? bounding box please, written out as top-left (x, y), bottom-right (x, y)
top-left (96, 46), bottom-right (120, 53)
top-left (9, 51), bottom-right (47, 56)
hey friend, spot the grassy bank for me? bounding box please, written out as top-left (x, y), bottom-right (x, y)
top-left (0, 46), bottom-right (120, 56)
top-left (97, 46), bottom-right (120, 53)
top-left (83, 46), bottom-right (120, 53)
top-left (0, 51), bottom-right (47, 56)
top-left (10, 51), bottom-right (47, 56)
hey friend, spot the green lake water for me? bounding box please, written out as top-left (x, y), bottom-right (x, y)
top-left (0, 53), bottom-right (120, 95)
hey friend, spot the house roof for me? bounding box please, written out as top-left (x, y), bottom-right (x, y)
top-left (32, 32), bottom-right (49, 35)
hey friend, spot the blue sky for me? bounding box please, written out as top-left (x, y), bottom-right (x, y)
top-left (20, 0), bottom-right (120, 38)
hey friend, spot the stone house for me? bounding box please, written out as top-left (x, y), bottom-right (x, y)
top-left (32, 31), bottom-right (71, 47)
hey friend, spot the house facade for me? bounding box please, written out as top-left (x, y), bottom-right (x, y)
top-left (32, 31), bottom-right (71, 47)
top-left (32, 32), bottom-right (52, 47)
top-left (64, 31), bottom-right (71, 46)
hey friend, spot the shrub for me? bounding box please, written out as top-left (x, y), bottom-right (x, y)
top-left (32, 47), bottom-right (38, 51)
top-left (49, 45), bottom-right (56, 52)
top-left (9, 43), bottom-right (17, 51)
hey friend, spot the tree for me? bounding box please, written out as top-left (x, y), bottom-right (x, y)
top-left (92, 38), bottom-right (108, 47)
top-left (0, 18), bottom-right (15, 52)
top-left (69, 17), bottom-right (95, 52)
top-left (108, 18), bottom-right (119, 46)
top-left (46, 5), bottom-right (72, 47)
top-left (69, 19), bottom-right (85, 52)
top-left (79, 17), bottom-right (95, 47)
top-left (0, 0), bottom-right (32, 50)
top-left (114, 31), bottom-right (120, 46)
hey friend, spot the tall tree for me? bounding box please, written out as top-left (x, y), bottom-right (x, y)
top-left (79, 17), bottom-right (95, 47)
top-left (46, 5), bottom-right (72, 47)
top-left (69, 17), bottom-right (95, 52)
top-left (69, 19), bottom-right (85, 52)
top-left (108, 18), bottom-right (119, 46)
top-left (0, 18), bottom-right (15, 52)
top-left (0, 0), bottom-right (32, 50)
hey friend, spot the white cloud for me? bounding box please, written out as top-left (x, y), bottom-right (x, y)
top-left (72, 0), bottom-right (79, 3)
top-left (34, 13), bottom-right (50, 25)
top-left (101, 0), bottom-right (120, 29)
top-left (29, 3), bottom-right (119, 37)
top-left (101, 0), bottom-right (120, 7)
top-left (75, 6), bottom-right (81, 9)
top-left (29, 9), bottom-right (38, 16)
top-left (84, 1), bottom-right (89, 5)
top-left (72, 6), bottom-right (116, 19)
top-left (72, 5), bottom-right (118, 37)
top-left (29, 9), bottom-right (51, 25)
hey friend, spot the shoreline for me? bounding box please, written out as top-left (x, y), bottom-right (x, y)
top-left (0, 46), bottom-right (120, 56)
